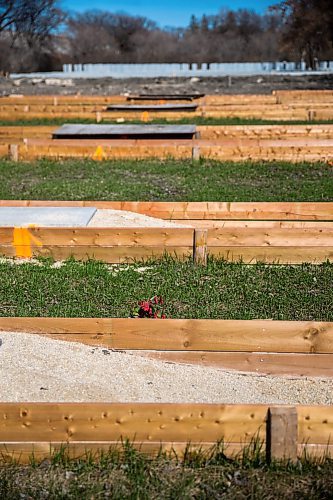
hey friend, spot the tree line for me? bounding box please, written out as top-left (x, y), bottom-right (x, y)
top-left (0, 0), bottom-right (332, 73)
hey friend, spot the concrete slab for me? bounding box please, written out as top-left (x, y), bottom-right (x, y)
top-left (53, 124), bottom-right (196, 140)
top-left (0, 207), bottom-right (96, 227)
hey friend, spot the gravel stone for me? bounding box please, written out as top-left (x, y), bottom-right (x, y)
top-left (1, 332), bottom-right (332, 404)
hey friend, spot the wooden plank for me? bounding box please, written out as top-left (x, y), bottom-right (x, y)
top-left (0, 441), bottom-right (245, 463)
top-left (2, 440), bottom-right (333, 464)
top-left (0, 245), bottom-right (192, 262)
top-left (1, 124), bottom-right (332, 142)
top-left (177, 220), bottom-right (333, 229)
top-left (0, 201), bottom-right (331, 222)
top-left (266, 407), bottom-right (298, 462)
top-left (298, 406), bottom-right (333, 445)
top-left (3, 318), bottom-right (332, 353)
top-left (207, 246), bottom-right (333, 263)
top-left (0, 227), bottom-right (194, 247)
top-left (198, 125), bottom-right (333, 140)
top-left (0, 317), bottom-right (113, 334)
top-left (0, 403), bottom-right (267, 443)
top-left (193, 229), bottom-right (208, 264)
top-left (206, 227), bottom-right (333, 246)
top-left (131, 351), bottom-right (333, 377)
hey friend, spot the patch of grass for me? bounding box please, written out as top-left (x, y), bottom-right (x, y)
top-left (1, 442), bottom-right (333, 499)
top-left (1, 117), bottom-right (333, 126)
top-left (0, 257), bottom-right (331, 320)
top-left (0, 158), bottom-right (332, 201)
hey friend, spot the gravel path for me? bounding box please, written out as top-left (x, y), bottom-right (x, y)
top-left (1, 332), bottom-right (332, 404)
top-left (88, 209), bottom-right (191, 228)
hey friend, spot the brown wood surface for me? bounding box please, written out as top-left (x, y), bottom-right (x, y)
top-left (0, 441), bottom-right (246, 463)
top-left (207, 246), bottom-right (333, 263)
top-left (176, 220), bottom-right (333, 229)
top-left (193, 228), bottom-right (208, 264)
top-left (130, 351), bottom-right (333, 377)
top-left (206, 226), bottom-right (333, 246)
top-left (2, 318), bottom-right (333, 353)
top-left (0, 227), bottom-right (194, 246)
top-left (0, 403), bottom-right (267, 443)
top-left (1, 441), bottom-right (333, 464)
top-left (1, 124), bottom-right (333, 143)
top-left (0, 201), bottom-right (331, 221)
top-left (0, 245), bottom-right (192, 262)
top-left (266, 407), bottom-right (298, 462)
top-left (298, 406), bottom-right (333, 445)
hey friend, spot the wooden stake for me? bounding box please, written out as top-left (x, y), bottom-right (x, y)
top-left (193, 229), bottom-right (208, 265)
top-left (192, 146), bottom-right (200, 160)
top-left (266, 406), bottom-right (298, 463)
top-left (9, 144), bottom-right (19, 162)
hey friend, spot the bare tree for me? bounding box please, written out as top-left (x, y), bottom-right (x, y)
top-left (272, 0), bottom-right (333, 68)
top-left (13, 0), bottom-right (64, 48)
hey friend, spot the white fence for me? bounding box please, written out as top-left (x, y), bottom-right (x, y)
top-left (11, 61), bottom-right (333, 80)
top-left (62, 61), bottom-right (333, 78)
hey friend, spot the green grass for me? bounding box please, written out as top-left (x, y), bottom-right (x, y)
top-left (1, 442), bottom-right (333, 499)
top-left (0, 158), bottom-right (332, 201)
top-left (2, 117), bottom-right (333, 126)
top-left (0, 257), bottom-right (331, 320)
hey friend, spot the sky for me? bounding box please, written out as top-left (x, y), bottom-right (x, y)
top-left (61, 1), bottom-right (275, 28)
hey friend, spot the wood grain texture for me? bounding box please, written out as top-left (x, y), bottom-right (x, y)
top-left (207, 246), bottom-right (333, 263)
top-left (0, 245), bottom-right (192, 262)
top-left (130, 351), bottom-right (333, 377)
top-left (298, 406), bottom-right (333, 444)
top-left (266, 407), bottom-right (298, 462)
top-left (0, 403), bottom-right (267, 443)
top-left (0, 227), bottom-right (194, 246)
top-left (0, 201), bottom-right (331, 221)
top-left (1, 318), bottom-right (333, 353)
top-left (206, 226), bottom-right (333, 246)
top-left (0, 441), bottom-right (246, 463)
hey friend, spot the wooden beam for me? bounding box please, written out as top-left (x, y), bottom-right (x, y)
top-left (266, 407), bottom-right (298, 462)
top-left (207, 246), bottom-right (333, 264)
top-left (0, 441), bottom-right (245, 464)
top-left (298, 406), bottom-right (333, 445)
top-left (206, 226), bottom-right (333, 246)
top-left (193, 229), bottom-right (208, 265)
top-left (0, 403), bottom-right (267, 443)
top-left (0, 201), bottom-right (331, 222)
top-left (1, 318), bottom-right (333, 353)
top-left (131, 351), bottom-right (333, 378)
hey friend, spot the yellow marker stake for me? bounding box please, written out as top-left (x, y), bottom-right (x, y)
top-left (13, 226), bottom-right (43, 259)
top-left (93, 145), bottom-right (105, 161)
top-left (141, 111), bottom-right (150, 122)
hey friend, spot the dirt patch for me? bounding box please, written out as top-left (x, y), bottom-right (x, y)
top-left (1, 74), bottom-right (333, 97)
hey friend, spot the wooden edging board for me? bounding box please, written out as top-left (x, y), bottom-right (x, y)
top-left (1, 317), bottom-right (333, 354)
top-left (0, 201), bottom-right (332, 221)
top-left (1, 403), bottom-right (333, 463)
top-left (0, 225), bottom-right (331, 264)
top-left (4, 140), bottom-right (333, 162)
top-left (2, 124), bottom-right (333, 143)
